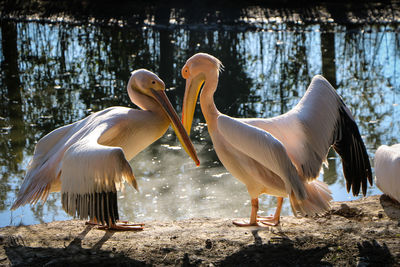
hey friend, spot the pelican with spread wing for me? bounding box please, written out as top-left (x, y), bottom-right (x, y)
top-left (181, 53), bottom-right (372, 226)
top-left (11, 69), bottom-right (199, 230)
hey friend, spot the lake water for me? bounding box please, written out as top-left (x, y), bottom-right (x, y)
top-left (0, 17), bottom-right (399, 227)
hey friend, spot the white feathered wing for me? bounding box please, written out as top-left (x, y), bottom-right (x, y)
top-left (241, 75), bottom-right (372, 196)
top-left (11, 108), bottom-right (138, 226)
top-left (218, 114), bottom-right (333, 216)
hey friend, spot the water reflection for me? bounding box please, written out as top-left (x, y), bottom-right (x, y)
top-left (321, 24), bottom-right (338, 184)
top-left (0, 19), bottom-right (398, 227)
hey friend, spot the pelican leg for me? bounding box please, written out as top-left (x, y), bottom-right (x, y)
top-left (86, 219), bottom-right (144, 230)
top-left (233, 198), bottom-right (261, 226)
top-left (116, 220), bottom-right (145, 226)
top-left (97, 221), bottom-right (144, 231)
top-left (258, 197), bottom-right (283, 226)
top-left (85, 218), bottom-right (99, 225)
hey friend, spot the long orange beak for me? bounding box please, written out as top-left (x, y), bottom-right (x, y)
top-left (182, 74), bottom-right (204, 136)
top-left (150, 88), bottom-right (200, 166)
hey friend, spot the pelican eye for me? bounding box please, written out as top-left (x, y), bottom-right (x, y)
top-left (182, 68), bottom-right (190, 78)
top-left (152, 81), bottom-right (156, 84)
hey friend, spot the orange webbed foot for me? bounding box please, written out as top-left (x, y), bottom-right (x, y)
top-left (86, 220), bottom-right (144, 231)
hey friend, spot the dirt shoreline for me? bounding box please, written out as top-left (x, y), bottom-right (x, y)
top-left (0, 194), bottom-right (399, 266)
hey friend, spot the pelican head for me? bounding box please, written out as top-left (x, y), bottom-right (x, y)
top-left (181, 53), bottom-right (223, 136)
top-left (129, 69), bottom-right (200, 166)
top-left (129, 69), bottom-right (166, 97)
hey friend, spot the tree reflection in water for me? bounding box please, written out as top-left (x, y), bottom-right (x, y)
top-left (0, 17), bottom-right (398, 226)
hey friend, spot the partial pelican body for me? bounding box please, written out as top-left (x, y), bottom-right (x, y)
top-left (375, 144), bottom-right (400, 203)
top-left (181, 53), bottom-right (372, 226)
top-left (11, 69), bottom-right (199, 230)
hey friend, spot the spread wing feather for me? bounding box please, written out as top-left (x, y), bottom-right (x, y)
top-left (11, 123), bottom-right (77, 209)
top-left (60, 135), bottom-right (136, 226)
top-left (241, 75), bottom-right (372, 196)
top-left (11, 108), bottom-right (139, 226)
top-left (217, 114), bottom-right (307, 200)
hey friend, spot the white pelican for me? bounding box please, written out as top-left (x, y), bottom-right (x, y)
top-left (375, 144), bottom-right (400, 203)
top-left (181, 53), bottom-right (372, 226)
top-left (11, 69), bottom-right (199, 230)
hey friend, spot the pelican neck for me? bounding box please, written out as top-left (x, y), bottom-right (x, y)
top-left (199, 74), bottom-right (220, 131)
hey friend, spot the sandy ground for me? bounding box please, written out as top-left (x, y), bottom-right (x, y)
top-left (0, 194), bottom-right (399, 266)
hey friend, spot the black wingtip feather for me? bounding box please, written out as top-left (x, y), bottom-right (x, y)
top-left (333, 106), bottom-right (372, 197)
